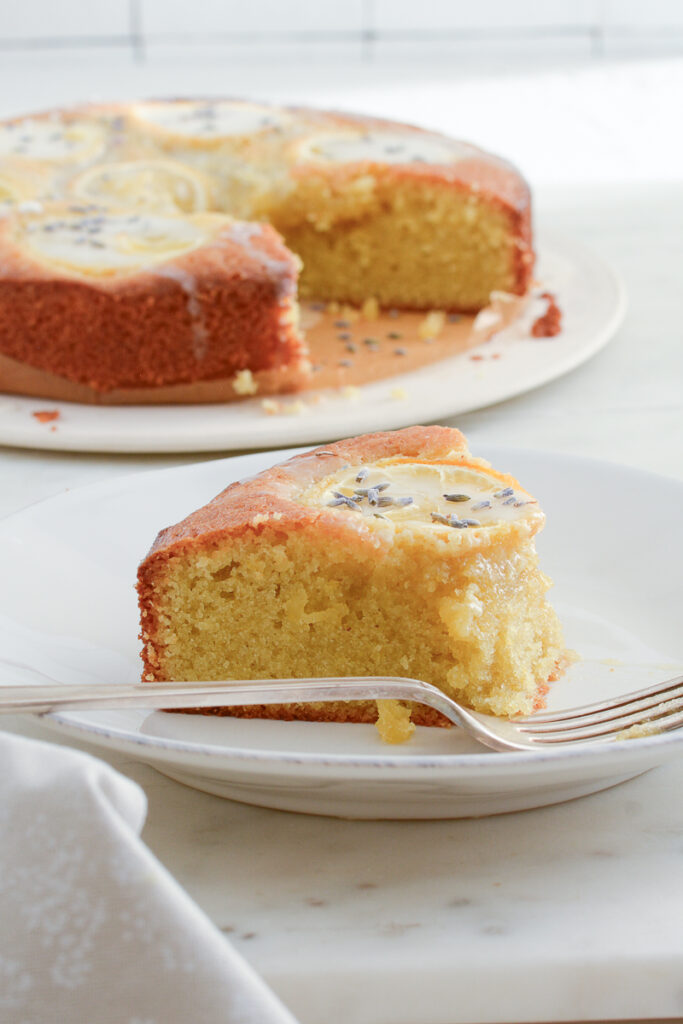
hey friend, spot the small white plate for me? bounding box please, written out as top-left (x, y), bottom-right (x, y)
top-left (1, 445), bottom-right (681, 819)
top-left (0, 233), bottom-right (625, 453)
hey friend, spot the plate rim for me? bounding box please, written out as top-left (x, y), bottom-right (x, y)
top-left (42, 705), bottom-right (683, 775)
top-left (0, 231), bottom-right (627, 454)
top-left (3, 442), bottom-right (681, 776)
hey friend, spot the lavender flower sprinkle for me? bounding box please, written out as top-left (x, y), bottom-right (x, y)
top-left (329, 493), bottom-right (361, 511)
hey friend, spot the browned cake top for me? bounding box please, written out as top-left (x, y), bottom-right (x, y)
top-left (143, 426), bottom-right (545, 568)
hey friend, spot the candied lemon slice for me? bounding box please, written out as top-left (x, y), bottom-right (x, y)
top-left (69, 159), bottom-right (211, 214)
top-left (19, 208), bottom-right (211, 276)
top-left (0, 173), bottom-right (22, 210)
top-left (299, 457), bottom-right (542, 535)
top-left (115, 222), bottom-right (201, 256)
top-left (294, 129), bottom-right (471, 166)
top-left (0, 118), bottom-right (107, 163)
top-left (0, 158), bottom-right (55, 212)
top-left (129, 100), bottom-right (290, 145)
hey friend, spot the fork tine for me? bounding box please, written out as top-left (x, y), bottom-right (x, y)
top-left (519, 697), bottom-right (683, 744)
top-left (515, 673), bottom-right (683, 724)
top-left (518, 682), bottom-right (683, 735)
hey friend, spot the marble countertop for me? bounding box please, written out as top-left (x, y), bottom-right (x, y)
top-left (1, 58), bottom-right (683, 1024)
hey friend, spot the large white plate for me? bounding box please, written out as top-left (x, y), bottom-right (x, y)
top-left (0, 233), bottom-right (625, 453)
top-left (1, 445), bottom-right (681, 819)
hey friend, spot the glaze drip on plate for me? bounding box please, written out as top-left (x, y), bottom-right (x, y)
top-left (300, 460), bottom-right (541, 531)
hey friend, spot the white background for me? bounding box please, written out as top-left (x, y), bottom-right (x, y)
top-left (2, 1), bottom-right (683, 193)
top-left (2, 0), bottom-right (683, 57)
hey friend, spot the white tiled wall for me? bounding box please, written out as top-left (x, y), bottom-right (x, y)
top-left (140, 0), bottom-right (366, 37)
top-left (372, 1), bottom-right (602, 33)
top-left (0, 0), bottom-right (130, 40)
top-left (0, 0), bottom-right (682, 57)
top-left (603, 0), bottom-right (683, 27)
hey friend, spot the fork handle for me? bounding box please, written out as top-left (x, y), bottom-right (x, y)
top-left (0, 676), bottom-right (466, 724)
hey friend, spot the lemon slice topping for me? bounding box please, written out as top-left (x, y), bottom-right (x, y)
top-left (300, 460), bottom-right (541, 533)
top-left (131, 100), bottom-right (290, 141)
top-left (69, 159), bottom-right (210, 214)
top-left (0, 119), bottom-right (107, 163)
top-left (297, 130), bottom-right (470, 166)
top-left (21, 210), bottom-right (209, 275)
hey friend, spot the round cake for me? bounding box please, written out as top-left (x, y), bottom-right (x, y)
top-left (0, 100), bottom-right (534, 403)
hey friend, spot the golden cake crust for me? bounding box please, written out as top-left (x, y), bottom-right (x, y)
top-left (0, 206), bottom-right (305, 392)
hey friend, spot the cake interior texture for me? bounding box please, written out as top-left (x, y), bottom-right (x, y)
top-left (139, 431), bottom-right (566, 729)
top-left (145, 529), bottom-right (561, 722)
top-left (271, 178), bottom-right (523, 312)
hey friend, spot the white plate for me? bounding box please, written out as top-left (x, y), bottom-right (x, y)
top-left (0, 233), bottom-right (625, 453)
top-left (1, 445), bottom-right (681, 819)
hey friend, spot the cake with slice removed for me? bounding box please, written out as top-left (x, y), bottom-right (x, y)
top-left (0, 99), bottom-right (535, 403)
top-left (137, 426), bottom-right (567, 732)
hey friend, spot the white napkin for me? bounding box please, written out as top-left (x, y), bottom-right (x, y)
top-left (0, 731), bottom-right (299, 1024)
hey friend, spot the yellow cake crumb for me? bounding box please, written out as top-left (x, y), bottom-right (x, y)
top-left (361, 296), bottom-right (380, 320)
top-left (261, 399), bottom-right (281, 414)
top-left (418, 310), bottom-right (446, 340)
top-left (232, 369), bottom-right (258, 396)
top-left (283, 399), bottom-right (307, 415)
top-left (375, 700), bottom-right (416, 744)
top-left (617, 721), bottom-right (662, 740)
top-left (341, 385), bottom-right (361, 402)
top-left (252, 511), bottom-right (284, 526)
top-left (616, 696), bottom-right (681, 740)
top-left (390, 387), bottom-right (408, 400)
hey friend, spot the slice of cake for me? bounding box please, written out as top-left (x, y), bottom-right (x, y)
top-left (137, 427), bottom-right (566, 728)
top-left (0, 202), bottom-right (308, 398)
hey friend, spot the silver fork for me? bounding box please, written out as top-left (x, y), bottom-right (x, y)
top-left (1, 673), bottom-right (683, 752)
